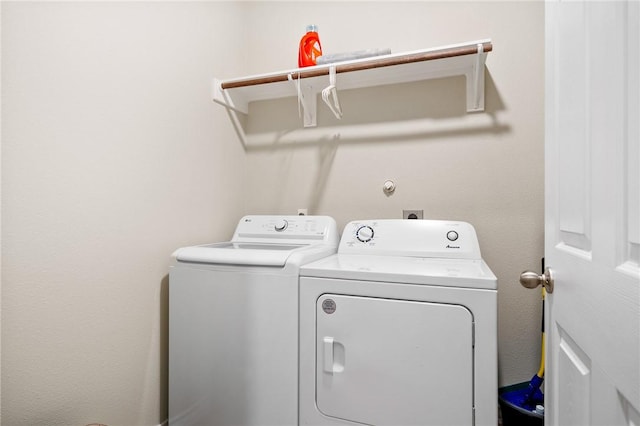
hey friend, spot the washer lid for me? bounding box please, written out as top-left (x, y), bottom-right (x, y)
top-left (174, 215), bottom-right (339, 266)
top-left (300, 254), bottom-right (497, 289)
top-left (175, 242), bottom-right (308, 266)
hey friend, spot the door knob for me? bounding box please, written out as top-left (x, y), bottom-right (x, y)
top-left (520, 268), bottom-right (554, 293)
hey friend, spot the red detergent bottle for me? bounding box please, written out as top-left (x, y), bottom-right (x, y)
top-left (298, 25), bottom-right (322, 67)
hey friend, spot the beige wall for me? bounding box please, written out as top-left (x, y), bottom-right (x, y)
top-left (2, 1), bottom-right (545, 425)
top-left (241, 0), bottom-right (545, 388)
top-left (1, 2), bottom-right (246, 425)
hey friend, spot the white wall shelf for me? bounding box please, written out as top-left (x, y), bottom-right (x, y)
top-left (212, 39), bottom-right (492, 129)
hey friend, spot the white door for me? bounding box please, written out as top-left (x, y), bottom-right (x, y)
top-left (544, 1), bottom-right (640, 425)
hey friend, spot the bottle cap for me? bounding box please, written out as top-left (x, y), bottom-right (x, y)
top-left (306, 24), bottom-right (319, 33)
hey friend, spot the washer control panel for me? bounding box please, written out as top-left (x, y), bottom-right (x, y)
top-left (232, 215), bottom-right (339, 245)
top-left (340, 219), bottom-right (482, 259)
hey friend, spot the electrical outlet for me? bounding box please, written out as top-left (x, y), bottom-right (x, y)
top-left (298, 208), bottom-right (308, 216)
top-left (403, 210), bottom-right (423, 220)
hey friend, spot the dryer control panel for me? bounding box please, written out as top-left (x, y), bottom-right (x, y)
top-left (340, 219), bottom-right (482, 259)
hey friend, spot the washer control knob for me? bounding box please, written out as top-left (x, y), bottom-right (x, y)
top-left (356, 225), bottom-right (374, 242)
top-left (446, 230), bottom-right (459, 241)
top-left (275, 219), bottom-right (288, 232)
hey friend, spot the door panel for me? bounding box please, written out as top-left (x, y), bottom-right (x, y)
top-left (315, 294), bottom-right (473, 426)
top-left (545, 1), bottom-right (640, 425)
top-left (556, 0), bottom-right (590, 250)
top-left (626, 0), bottom-right (640, 270)
top-left (556, 326), bottom-right (591, 426)
top-left (623, 399), bottom-right (640, 426)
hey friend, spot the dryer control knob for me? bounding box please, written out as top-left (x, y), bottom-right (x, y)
top-left (447, 231), bottom-right (459, 241)
top-left (356, 225), bottom-right (374, 242)
top-left (275, 219), bottom-right (288, 232)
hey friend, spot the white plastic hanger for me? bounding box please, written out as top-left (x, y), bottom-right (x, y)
top-left (288, 72), bottom-right (317, 127)
top-left (322, 66), bottom-right (343, 119)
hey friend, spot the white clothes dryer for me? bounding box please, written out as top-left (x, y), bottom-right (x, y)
top-left (299, 219), bottom-right (497, 426)
top-left (169, 215), bottom-right (338, 426)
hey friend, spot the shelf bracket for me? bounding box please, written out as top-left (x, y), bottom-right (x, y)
top-left (212, 78), bottom-right (249, 114)
top-left (465, 43), bottom-right (486, 112)
top-left (212, 78), bottom-right (249, 147)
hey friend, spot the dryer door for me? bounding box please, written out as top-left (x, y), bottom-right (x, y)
top-left (316, 294), bottom-right (474, 426)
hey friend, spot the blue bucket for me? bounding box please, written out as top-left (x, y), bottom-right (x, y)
top-left (498, 381), bottom-right (544, 426)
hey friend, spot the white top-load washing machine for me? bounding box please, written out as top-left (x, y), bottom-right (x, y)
top-left (299, 219), bottom-right (497, 426)
top-left (169, 215), bottom-right (338, 426)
